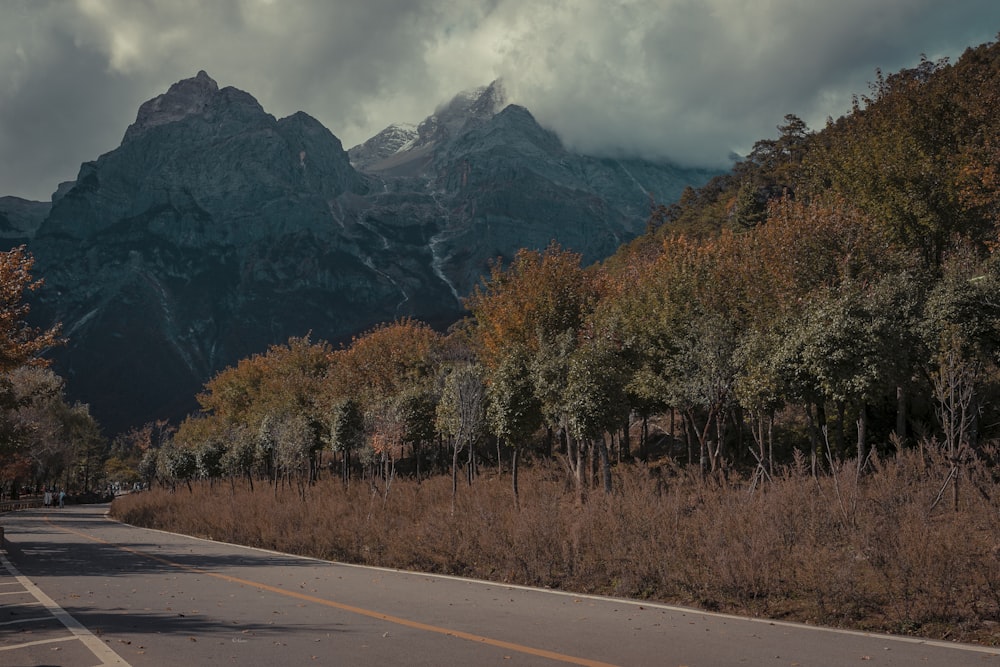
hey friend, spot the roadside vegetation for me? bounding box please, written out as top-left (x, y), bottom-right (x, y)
top-left (111, 446), bottom-right (1000, 645)
top-left (11, 37), bottom-right (1000, 646)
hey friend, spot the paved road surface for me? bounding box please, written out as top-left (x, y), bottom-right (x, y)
top-left (1, 504), bottom-right (998, 666)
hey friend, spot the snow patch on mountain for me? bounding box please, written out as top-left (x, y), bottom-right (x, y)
top-left (348, 123), bottom-right (418, 170)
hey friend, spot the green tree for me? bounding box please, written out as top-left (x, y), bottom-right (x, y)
top-left (485, 344), bottom-right (542, 507)
top-left (565, 334), bottom-right (629, 494)
top-left (327, 398), bottom-right (364, 484)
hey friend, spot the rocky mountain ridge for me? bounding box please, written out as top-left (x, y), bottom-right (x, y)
top-left (11, 72), bottom-right (720, 434)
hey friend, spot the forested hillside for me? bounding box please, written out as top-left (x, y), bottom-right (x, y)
top-left (132, 38), bottom-right (1000, 494)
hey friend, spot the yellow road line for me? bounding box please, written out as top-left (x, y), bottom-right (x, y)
top-left (49, 517), bottom-right (619, 667)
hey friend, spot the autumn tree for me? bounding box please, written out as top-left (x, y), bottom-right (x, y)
top-left (0, 246), bottom-right (65, 485)
top-left (467, 242), bottom-right (597, 372)
top-left (0, 367), bottom-right (105, 496)
top-left (0, 245), bottom-right (62, 374)
top-left (331, 319), bottom-right (442, 480)
top-left (193, 336), bottom-right (332, 485)
top-left (467, 243), bottom-right (599, 497)
top-left (108, 420), bottom-right (173, 490)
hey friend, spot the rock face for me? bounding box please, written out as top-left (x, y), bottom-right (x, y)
top-left (20, 72), bottom-right (720, 434)
top-left (0, 197), bottom-right (50, 246)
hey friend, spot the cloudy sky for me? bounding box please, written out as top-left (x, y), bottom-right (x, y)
top-left (2, 0), bottom-right (998, 201)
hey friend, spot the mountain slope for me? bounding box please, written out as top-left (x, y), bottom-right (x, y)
top-left (20, 72), bottom-right (720, 434)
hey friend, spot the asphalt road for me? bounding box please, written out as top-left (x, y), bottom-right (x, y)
top-left (0, 504), bottom-right (998, 666)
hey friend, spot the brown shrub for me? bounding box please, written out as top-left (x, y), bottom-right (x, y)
top-left (109, 448), bottom-right (1000, 645)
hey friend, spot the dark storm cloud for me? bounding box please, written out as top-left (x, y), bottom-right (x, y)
top-left (496, 0), bottom-right (1000, 166)
top-left (2, 0), bottom-right (998, 200)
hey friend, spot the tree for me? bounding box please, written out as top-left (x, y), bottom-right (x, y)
top-left (804, 56), bottom-right (989, 267)
top-left (0, 245), bottom-right (62, 373)
top-left (1, 367), bottom-right (65, 486)
top-left (221, 423), bottom-right (256, 491)
top-left (62, 402), bottom-right (105, 493)
top-left (334, 319), bottom-right (441, 409)
top-left (669, 310), bottom-right (740, 475)
top-left (468, 243), bottom-right (598, 496)
top-left (929, 332), bottom-right (980, 512)
top-left (0, 246), bottom-right (64, 482)
top-left (920, 243), bottom-right (1000, 476)
top-left (780, 274), bottom-right (920, 468)
top-left (159, 443), bottom-right (197, 492)
top-left (485, 344), bottom-right (542, 507)
top-left (271, 413), bottom-right (313, 499)
top-left (565, 333), bottom-right (629, 494)
top-left (397, 387), bottom-right (438, 482)
top-left (436, 362), bottom-right (486, 512)
top-left (326, 398), bottom-right (364, 484)
top-left (0, 367), bottom-right (105, 495)
top-left (467, 242), bottom-right (596, 371)
top-left (175, 415), bottom-right (227, 482)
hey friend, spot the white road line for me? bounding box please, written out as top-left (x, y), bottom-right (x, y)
top-left (0, 551), bottom-right (131, 666)
top-left (0, 614), bottom-right (55, 626)
top-left (0, 635), bottom-right (77, 651)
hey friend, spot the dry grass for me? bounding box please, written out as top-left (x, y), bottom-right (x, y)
top-left (110, 447), bottom-right (1000, 645)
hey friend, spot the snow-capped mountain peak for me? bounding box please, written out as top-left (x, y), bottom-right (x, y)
top-left (348, 122), bottom-right (418, 170)
top-left (348, 80), bottom-right (507, 174)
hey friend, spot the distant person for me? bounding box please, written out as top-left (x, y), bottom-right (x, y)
top-left (44, 489), bottom-right (52, 507)
top-left (58, 489), bottom-right (66, 508)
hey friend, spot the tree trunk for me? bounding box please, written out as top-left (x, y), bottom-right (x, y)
top-left (767, 411), bottom-right (774, 473)
top-left (598, 435), bottom-right (612, 494)
top-left (713, 408), bottom-right (726, 471)
top-left (451, 440), bottom-right (459, 515)
top-left (835, 401), bottom-right (846, 458)
top-left (856, 403), bottom-right (868, 472)
top-left (620, 416), bottom-right (631, 461)
top-left (895, 384), bottom-right (907, 449)
top-left (953, 462), bottom-right (960, 512)
top-left (811, 400), bottom-right (827, 477)
top-left (587, 440), bottom-right (596, 489)
top-left (466, 439), bottom-right (475, 486)
top-left (806, 402), bottom-right (816, 476)
top-left (684, 414), bottom-right (694, 468)
top-left (511, 446), bottom-right (520, 510)
top-left (414, 441), bottom-right (421, 483)
top-left (569, 433), bottom-right (583, 504)
top-left (640, 413), bottom-right (648, 462)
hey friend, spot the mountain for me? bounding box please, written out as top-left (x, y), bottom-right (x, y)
top-left (16, 72), bottom-right (720, 434)
top-left (0, 196), bottom-right (49, 246)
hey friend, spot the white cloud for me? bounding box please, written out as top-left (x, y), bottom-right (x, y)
top-left (1, 0), bottom-right (998, 200)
